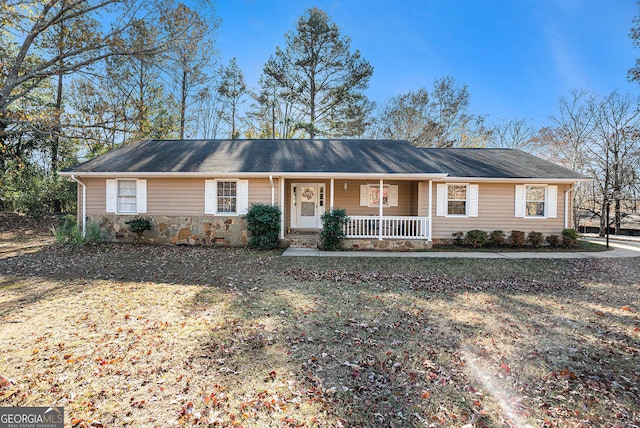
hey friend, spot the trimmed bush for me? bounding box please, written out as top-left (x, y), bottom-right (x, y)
top-left (562, 228), bottom-right (580, 248)
top-left (528, 231), bottom-right (544, 248)
top-left (246, 204), bottom-right (281, 249)
top-left (452, 231), bottom-right (464, 246)
top-left (464, 229), bottom-right (488, 248)
top-left (509, 230), bottom-right (525, 248)
top-left (320, 209), bottom-right (349, 251)
top-left (546, 234), bottom-right (561, 248)
top-left (488, 230), bottom-right (505, 247)
top-left (126, 217), bottom-right (152, 244)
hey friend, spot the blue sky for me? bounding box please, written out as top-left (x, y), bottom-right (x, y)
top-left (215, 0), bottom-right (638, 128)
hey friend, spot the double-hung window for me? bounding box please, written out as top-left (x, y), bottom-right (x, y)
top-left (525, 185), bottom-right (545, 217)
top-left (447, 184), bottom-right (467, 215)
top-left (216, 181), bottom-right (237, 213)
top-left (106, 179), bottom-right (147, 214)
top-left (436, 183), bottom-right (478, 217)
top-left (205, 179), bottom-right (249, 215)
top-left (359, 184), bottom-right (399, 207)
top-left (117, 180), bottom-right (137, 213)
top-left (515, 184), bottom-right (557, 218)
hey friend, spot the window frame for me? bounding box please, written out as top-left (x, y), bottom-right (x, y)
top-left (215, 180), bottom-right (238, 214)
top-left (436, 183), bottom-right (478, 218)
top-left (205, 179), bottom-right (249, 216)
top-left (106, 178), bottom-right (147, 215)
top-left (116, 179), bottom-right (138, 214)
top-left (359, 184), bottom-right (399, 207)
top-left (515, 184), bottom-right (557, 219)
top-left (524, 185), bottom-right (546, 218)
top-left (446, 183), bottom-right (468, 217)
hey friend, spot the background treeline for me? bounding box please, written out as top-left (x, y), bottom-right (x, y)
top-left (1, 3), bottom-right (639, 235)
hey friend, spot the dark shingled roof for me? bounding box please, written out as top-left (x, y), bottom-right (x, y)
top-left (64, 139), bottom-right (587, 180)
top-left (419, 148), bottom-right (586, 179)
top-left (65, 139), bottom-right (444, 175)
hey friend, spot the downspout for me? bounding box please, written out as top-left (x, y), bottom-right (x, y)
top-left (564, 182), bottom-right (578, 230)
top-left (70, 175), bottom-right (86, 237)
top-left (269, 174), bottom-right (274, 206)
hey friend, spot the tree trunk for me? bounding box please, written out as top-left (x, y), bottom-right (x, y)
top-left (615, 198), bottom-right (621, 234)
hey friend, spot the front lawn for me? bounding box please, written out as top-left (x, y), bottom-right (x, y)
top-left (0, 228), bottom-right (638, 427)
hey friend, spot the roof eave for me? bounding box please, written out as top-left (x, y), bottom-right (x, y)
top-left (432, 177), bottom-right (592, 183)
top-left (59, 171), bottom-right (449, 180)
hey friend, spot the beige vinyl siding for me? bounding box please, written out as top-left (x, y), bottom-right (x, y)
top-left (83, 177), bottom-right (279, 216)
top-left (248, 178), bottom-right (280, 206)
top-left (430, 182), bottom-right (569, 239)
top-left (332, 180), bottom-right (413, 216)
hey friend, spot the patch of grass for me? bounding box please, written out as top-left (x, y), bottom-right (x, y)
top-left (0, 231), bottom-right (638, 427)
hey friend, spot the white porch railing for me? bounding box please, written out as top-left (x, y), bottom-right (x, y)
top-left (343, 216), bottom-right (430, 240)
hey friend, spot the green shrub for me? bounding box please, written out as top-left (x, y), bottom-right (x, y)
top-left (246, 204), bottom-right (281, 249)
top-left (488, 230), bottom-right (505, 247)
top-left (125, 217), bottom-right (152, 235)
top-left (528, 231), bottom-right (544, 248)
top-left (464, 229), bottom-right (488, 248)
top-left (51, 220), bottom-right (94, 249)
top-left (562, 228), bottom-right (580, 248)
top-left (452, 231), bottom-right (464, 246)
top-left (320, 209), bottom-right (349, 251)
top-left (84, 222), bottom-right (103, 245)
top-left (51, 216), bottom-right (77, 246)
top-left (546, 234), bottom-right (561, 247)
top-left (509, 230), bottom-right (525, 248)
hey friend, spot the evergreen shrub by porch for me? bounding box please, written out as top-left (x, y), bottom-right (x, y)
top-left (464, 229), bottom-right (488, 248)
top-left (509, 230), bottom-right (525, 248)
top-left (246, 204), bottom-right (281, 249)
top-left (320, 209), bottom-right (349, 251)
top-left (562, 228), bottom-right (579, 248)
top-left (488, 230), bottom-right (505, 247)
top-left (528, 231), bottom-right (544, 248)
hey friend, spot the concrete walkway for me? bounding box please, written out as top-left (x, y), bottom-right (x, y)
top-left (282, 238), bottom-right (640, 258)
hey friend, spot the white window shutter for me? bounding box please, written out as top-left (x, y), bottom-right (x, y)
top-left (360, 185), bottom-right (369, 206)
top-left (515, 185), bottom-right (525, 217)
top-left (205, 180), bottom-right (215, 214)
top-left (436, 183), bottom-right (446, 216)
top-left (237, 180), bottom-right (249, 215)
top-left (137, 179), bottom-right (147, 213)
top-left (468, 184), bottom-right (479, 217)
top-left (106, 179), bottom-right (116, 213)
top-left (547, 185), bottom-right (558, 218)
top-left (389, 185), bottom-right (399, 207)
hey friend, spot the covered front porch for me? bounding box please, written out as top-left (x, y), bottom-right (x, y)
top-left (279, 177), bottom-right (435, 245)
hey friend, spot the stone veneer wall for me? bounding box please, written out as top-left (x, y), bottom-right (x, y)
top-left (343, 238), bottom-right (432, 251)
top-left (89, 215), bottom-right (248, 246)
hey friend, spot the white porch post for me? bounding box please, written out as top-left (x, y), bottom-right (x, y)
top-left (428, 180), bottom-right (433, 242)
top-left (330, 179), bottom-right (334, 212)
top-left (280, 177), bottom-right (285, 239)
top-left (379, 178), bottom-right (384, 240)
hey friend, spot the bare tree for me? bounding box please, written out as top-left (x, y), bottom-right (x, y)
top-left (489, 118), bottom-right (537, 153)
top-left (372, 77), bottom-right (491, 147)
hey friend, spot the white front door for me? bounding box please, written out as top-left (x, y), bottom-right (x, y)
top-left (293, 183), bottom-right (324, 229)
